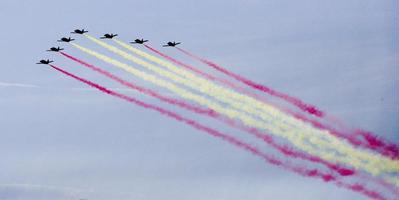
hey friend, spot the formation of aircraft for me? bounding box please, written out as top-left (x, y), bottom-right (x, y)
top-left (39, 28), bottom-right (183, 64)
top-left (163, 41), bottom-right (181, 47)
top-left (130, 38), bottom-right (148, 44)
top-left (100, 33), bottom-right (118, 39)
top-left (36, 59), bottom-right (53, 65)
top-left (47, 47), bottom-right (64, 52)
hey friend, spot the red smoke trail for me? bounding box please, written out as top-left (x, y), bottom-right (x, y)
top-left (176, 47), bottom-right (324, 117)
top-left (49, 64), bottom-right (385, 200)
top-left (146, 45), bottom-right (399, 159)
top-left (219, 116), bottom-right (355, 177)
top-left (291, 112), bottom-right (399, 159)
top-left (143, 46), bottom-right (355, 145)
top-left (61, 52), bottom-right (355, 177)
top-left (355, 129), bottom-right (399, 159)
top-left (145, 44), bottom-right (248, 92)
top-left (145, 44), bottom-right (273, 111)
top-left (145, 44), bottom-right (279, 114)
top-left (60, 52), bottom-right (215, 117)
top-left (176, 47), bottom-right (399, 159)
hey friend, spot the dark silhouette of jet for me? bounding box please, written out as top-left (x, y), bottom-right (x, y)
top-left (100, 33), bottom-right (118, 39)
top-left (46, 47), bottom-right (64, 52)
top-left (58, 37), bottom-right (75, 42)
top-left (71, 29), bottom-right (88, 34)
top-left (163, 41), bottom-right (181, 47)
top-left (36, 59), bottom-right (53, 64)
top-left (130, 38), bottom-right (148, 44)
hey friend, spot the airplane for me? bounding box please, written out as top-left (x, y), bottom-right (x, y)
top-left (71, 29), bottom-right (88, 34)
top-left (130, 38), bottom-right (148, 44)
top-left (58, 37), bottom-right (75, 42)
top-left (100, 33), bottom-right (118, 39)
top-left (36, 59), bottom-right (53, 64)
top-left (46, 47), bottom-right (64, 52)
top-left (163, 41), bottom-right (181, 47)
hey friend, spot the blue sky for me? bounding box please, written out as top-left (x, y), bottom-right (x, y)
top-left (0, 0), bottom-right (398, 199)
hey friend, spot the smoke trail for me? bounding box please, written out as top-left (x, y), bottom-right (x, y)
top-left (143, 44), bottom-right (263, 99)
top-left (61, 51), bottom-right (356, 177)
top-left (355, 129), bottom-right (399, 159)
top-left (220, 115), bottom-right (356, 177)
top-left (136, 46), bottom-right (367, 176)
top-left (83, 38), bottom-right (399, 175)
top-left (143, 44), bottom-right (399, 160)
top-left (176, 47), bottom-right (323, 116)
top-left (71, 41), bottom-right (399, 178)
top-left (143, 43), bottom-right (281, 114)
top-left (49, 64), bottom-right (386, 200)
top-left (175, 47), bottom-right (399, 160)
top-left (60, 52), bottom-right (214, 116)
top-left (109, 38), bottom-right (399, 176)
top-left (291, 112), bottom-right (399, 160)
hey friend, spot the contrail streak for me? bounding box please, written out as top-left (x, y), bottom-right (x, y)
top-left (60, 51), bottom-right (355, 177)
top-left (0, 81), bottom-right (38, 88)
top-left (49, 63), bottom-right (386, 200)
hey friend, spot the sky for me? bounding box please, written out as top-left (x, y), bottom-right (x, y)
top-left (0, 0), bottom-right (398, 199)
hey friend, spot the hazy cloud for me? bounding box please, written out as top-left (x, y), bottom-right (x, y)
top-left (0, 81), bottom-right (38, 88)
top-left (0, 184), bottom-right (88, 200)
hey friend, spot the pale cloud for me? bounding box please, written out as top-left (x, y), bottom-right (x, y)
top-left (0, 81), bottom-right (38, 88)
top-left (0, 184), bottom-right (135, 200)
top-left (0, 184), bottom-right (88, 200)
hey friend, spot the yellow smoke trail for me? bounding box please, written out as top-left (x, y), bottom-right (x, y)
top-left (89, 37), bottom-right (395, 177)
top-left (89, 36), bottom-right (399, 177)
top-left (73, 38), bottom-right (398, 178)
top-left (87, 36), bottom-right (301, 130)
top-left (112, 40), bottom-right (399, 176)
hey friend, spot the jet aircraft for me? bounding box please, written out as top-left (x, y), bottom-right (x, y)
top-left (58, 37), bottom-right (74, 42)
top-left (36, 59), bottom-right (54, 64)
top-left (100, 33), bottom-right (118, 39)
top-left (46, 47), bottom-right (64, 52)
top-left (130, 38), bottom-right (148, 44)
top-left (71, 29), bottom-right (88, 34)
top-left (163, 41), bottom-right (181, 47)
